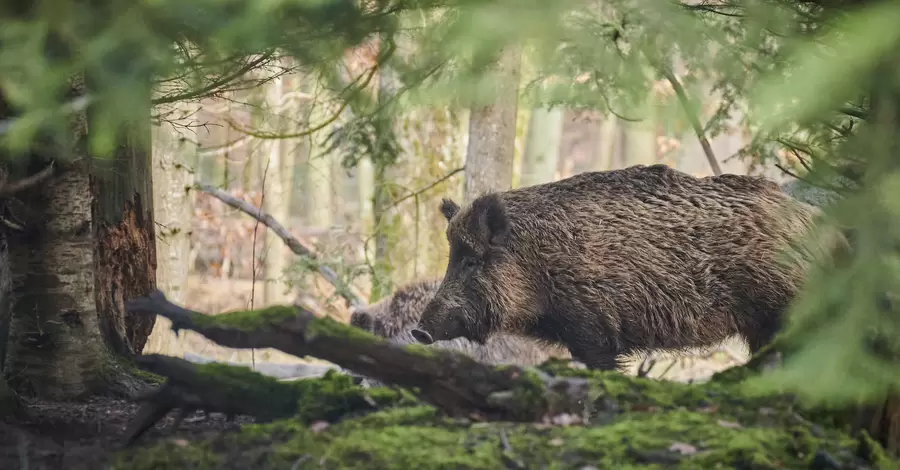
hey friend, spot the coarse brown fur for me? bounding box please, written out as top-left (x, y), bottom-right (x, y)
top-left (412, 164), bottom-right (832, 371)
top-left (349, 279), bottom-right (570, 367)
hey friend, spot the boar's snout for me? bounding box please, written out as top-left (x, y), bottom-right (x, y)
top-left (410, 328), bottom-right (434, 345)
top-left (413, 305), bottom-right (468, 345)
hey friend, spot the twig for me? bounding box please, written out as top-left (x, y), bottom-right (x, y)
top-left (0, 162), bottom-right (55, 196)
top-left (194, 182), bottom-right (365, 308)
top-left (838, 106), bottom-right (867, 120)
top-left (636, 357), bottom-right (657, 378)
top-left (248, 159), bottom-right (271, 369)
top-left (387, 167), bottom-right (465, 210)
top-left (660, 68), bottom-right (722, 176)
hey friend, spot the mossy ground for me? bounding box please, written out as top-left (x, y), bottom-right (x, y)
top-left (111, 362), bottom-right (900, 470)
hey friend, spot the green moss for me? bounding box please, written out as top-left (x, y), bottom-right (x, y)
top-left (304, 315), bottom-right (381, 341)
top-left (111, 439), bottom-right (222, 469)
top-left (191, 304), bottom-right (299, 330)
top-left (116, 362), bottom-right (900, 470)
top-left (185, 364), bottom-right (417, 424)
top-left (117, 396), bottom-right (892, 470)
top-left (291, 370), bottom-right (419, 423)
top-left (127, 363), bottom-right (166, 385)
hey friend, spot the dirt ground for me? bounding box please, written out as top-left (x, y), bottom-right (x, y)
top-left (0, 395), bottom-right (256, 470)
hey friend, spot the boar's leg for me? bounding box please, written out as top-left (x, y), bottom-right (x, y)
top-left (566, 343), bottom-right (623, 371)
top-left (740, 311), bottom-right (782, 354)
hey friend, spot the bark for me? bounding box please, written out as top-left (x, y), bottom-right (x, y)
top-left (91, 87), bottom-right (158, 356)
top-left (0, 231), bottom-right (10, 371)
top-left (464, 45), bottom-right (522, 203)
top-left (144, 108), bottom-right (197, 356)
top-left (7, 169), bottom-right (107, 398)
top-left (520, 107), bottom-right (564, 187)
top-left (0, 228), bottom-right (19, 415)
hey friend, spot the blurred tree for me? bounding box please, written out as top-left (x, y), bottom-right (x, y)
top-left (463, 45), bottom-right (522, 201)
top-left (520, 107), bottom-right (564, 187)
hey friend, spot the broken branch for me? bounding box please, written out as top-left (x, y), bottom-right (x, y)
top-left (194, 182), bottom-right (365, 307)
top-left (125, 290), bottom-right (592, 423)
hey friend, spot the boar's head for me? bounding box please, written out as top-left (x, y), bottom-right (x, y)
top-left (349, 309), bottom-right (379, 334)
top-left (412, 193), bottom-right (529, 346)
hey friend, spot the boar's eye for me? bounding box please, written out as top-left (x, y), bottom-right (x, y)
top-left (461, 257), bottom-right (479, 270)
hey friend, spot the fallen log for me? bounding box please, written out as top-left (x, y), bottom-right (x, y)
top-left (125, 290), bottom-right (592, 424)
top-left (181, 351), bottom-right (340, 381)
top-left (121, 354), bottom-right (411, 445)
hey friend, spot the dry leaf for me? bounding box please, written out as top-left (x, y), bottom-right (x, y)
top-left (549, 438), bottom-right (565, 447)
top-left (310, 421), bottom-right (330, 433)
top-left (668, 442), bottom-right (698, 455)
top-left (717, 420), bottom-right (742, 429)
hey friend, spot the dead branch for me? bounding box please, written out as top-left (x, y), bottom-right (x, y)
top-left (660, 68), bottom-right (722, 176)
top-left (387, 167), bottom-right (465, 210)
top-left (0, 163), bottom-right (55, 197)
top-left (126, 290), bottom-right (592, 424)
top-left (194, 182), bottom-right (365, 308)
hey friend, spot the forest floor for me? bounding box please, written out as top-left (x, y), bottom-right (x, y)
top-left (0, 352), bottom-right (750, 470)
top-left (0, 275), bottom-right (754, 469)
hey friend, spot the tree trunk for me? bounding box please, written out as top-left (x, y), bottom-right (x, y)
top-left (520, 107), bottom-right (564, 187)
top-left (621, 106), bottom-right (657, 167)
top-left (262, 61), bottom-right (293, 306)
top-left (464, 45), bottom-right (522, 202)
top-left (144, 105), bottom-right (197, 356)
top-left (594, 115), bottom-right (619, 171)
top-left (90, 82), bottom-right (158, 357)
top-left (7, 168), bottom-right (109, 399)
top-left (0, 226), bottom-right (19, 415)
top-left (370, 55), bottom-right (400, 301)
top-left (305, 86), bottom-right (333, 252)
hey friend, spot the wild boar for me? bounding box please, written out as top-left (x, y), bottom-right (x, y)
top-left (348, 279), bottom-right (570, 386)
top-left (412, 164), bottom-right (828, 370)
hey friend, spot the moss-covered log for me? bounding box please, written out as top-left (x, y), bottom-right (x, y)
top-left (124, 290), bottom-right (592, 423)
top-left (121, 355), bottom-right (415, 445)
top-left (113, 363), bottom-right (900, 470)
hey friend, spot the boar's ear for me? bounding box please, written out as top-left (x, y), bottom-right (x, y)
top-left (439, 198), bottom-right (460, 222)
top-left (350, 311), bottom-right (374, 332)
top-left (470, 193), bottom-right (510, 248)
